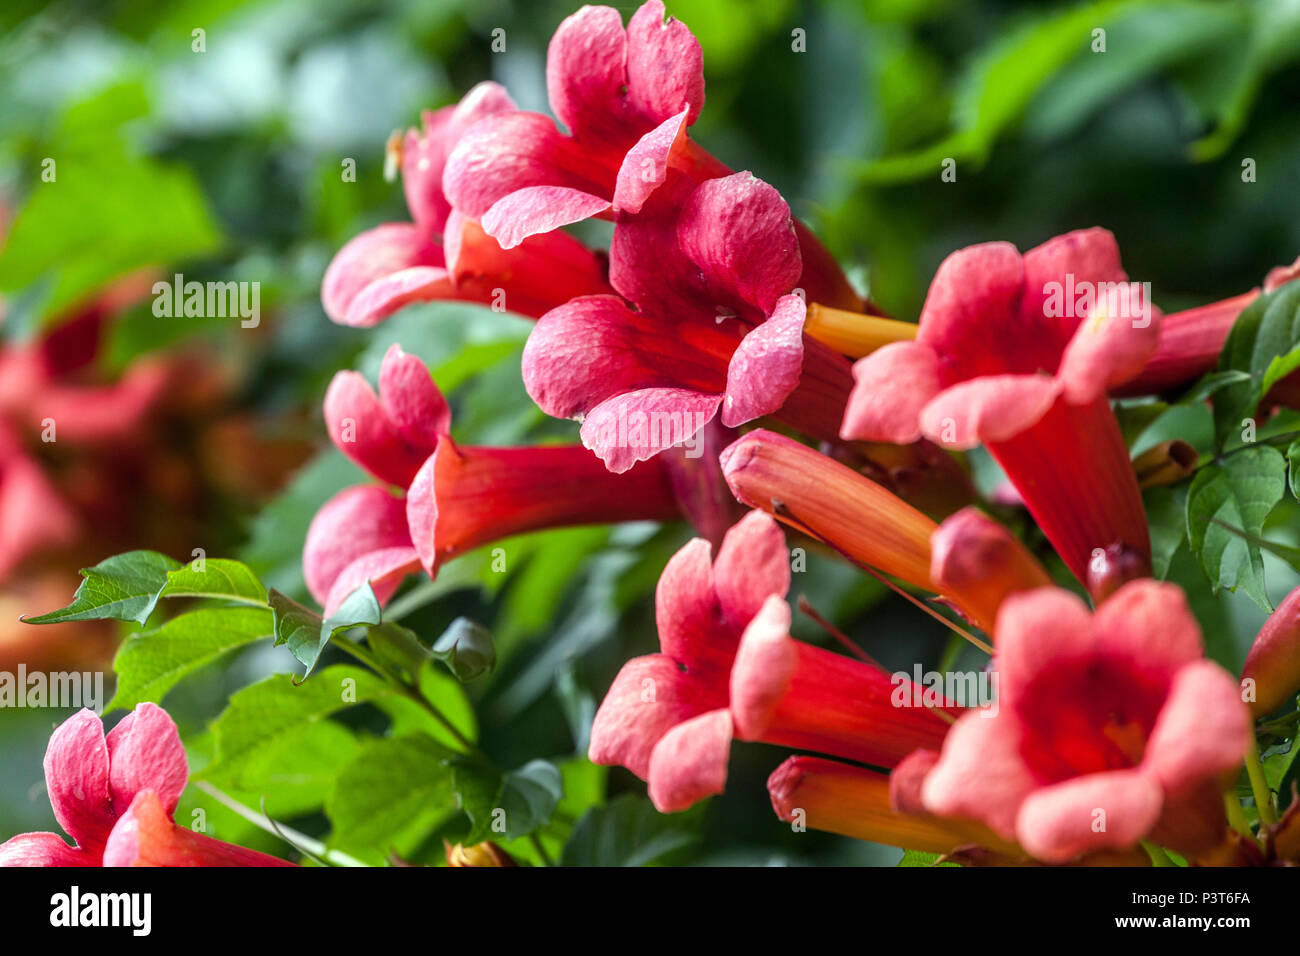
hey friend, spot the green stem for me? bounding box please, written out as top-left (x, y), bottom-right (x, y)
top-left (196, 782), bottom-right (368, 867)
top-left (334, 633), bottom-right (479, 756)
top-left (1244, 737), bottom-right (1278, 826)
top-left (528, 833), bottom-right (555, 867)
top-left (1224, 792), bottom-right (1255, 842)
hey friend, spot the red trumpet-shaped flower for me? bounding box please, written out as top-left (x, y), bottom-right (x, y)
top-left (589, 513), bottom-right (956, 812)
top-left (720, 430), bottom-right (1050, 634)
top-left (588, 511), bottom-right (790, 812)
top-left (304, 345), bottom-right (683, 614)
top-left (442, 2), bottom-right (715, 246)
top-left (442, 2), bottom-right (861, 310)
top-left (321, 82), bottom-right (612, 327)
top-left (906, 581), bottom-right (1249, 863)
top-left (841, 228), bottom-right (1158, 588)
top-left (0, 704), bottom-right (293, 867)
top-left (1117, 256), bottom-right (1300, 396)
top-left (523, 172), bottom-right (854, 472)
top-left (1241, 583), bottom-right (1300, 717)
top-left (769, 756), bottom-right (1017, 858)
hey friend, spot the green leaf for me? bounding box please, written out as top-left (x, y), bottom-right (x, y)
top-left (1145, 483), bottom-right (1190, 580)
top-left (23, 551), bottom-right (181, 626)
top-left (852, 0), bottom-right (1131, 183)
top-left (1186, 445), bottom-right (1287, 610)
top-left (1212, 282), bottom-right (1300, 451)
top-left (158, 559), bottom-right (267, 606)
top-left (0, 83), bottom-right (222, 324)
top-left (205, 721), bottom-right (362, 819)
top-left (203, 665), bottom-right (392, 781)
top-left (898, 849), bottom-right (959, 867)
top-left (451, 758), bottom-right (563, 844)
top-left (1287, 438), bottom-right (1300, 500)
top-left (268, 584), bottom-right (382, 678)
top-left (109, 607), bottom-right (274, 711)
top-left (562, 794), bottom-right (703, 867)
top-left (326, 735), bottom-right (456, 862)
top-left (431, 617), bottom-right (496, 682)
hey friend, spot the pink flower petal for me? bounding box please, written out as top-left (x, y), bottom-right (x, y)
top-left (647, 708), bottom-right (732, 812)
top-left (654, 535), bottom-right (740, 679)
top-left (44, 709), bottom-right (113, 856)
top-left (1020, 227), bottom-right (1127, 339)
top-left (0, 832), bottom-right (90, 867)
top-left (481, 186), bottom-right (612, 250)
top-left (443, 112), bottom-right (610, 223)
top-left (402, 81), bottom-right (515, 234)
top-left (303, 485), bottom-right (412, 608)
top-left (378, 344), bottom-right (450, 447)
top-left (523, 294), bottom-right (729, 422)
top-left (105, 703), bottom-right (188, 821)
top-left (728, 596), bottom-right (797, 740)
top-left (721, 295), bottom-right (806, 428)
top-left (580, 387), bottom-right (722, 474)
top-left (1015, 768), bottom-right (1163, 863)
top-left (323, 546), bottom-right (421, 617)
top-left (918, 374), bottom-right (1062, 449)
top-left (1058, 295), bottom-right (1163, 403)
top-left (922, 710), bottom-right (1036, 841)
top-left (613, 109), bottom-right (688, 214)
top-left (993, 587), bottom-right (1095, 705)
top-left (840, 341), bottom-right (942, 444)
top-left (546, 4), bottom-right (629, 142)
top-left (1091, 579), bottom-right (1203, 683)
top-left (917, 241), bottom-right (1026, 380)
top-left (342, 267), bottom-right (457, 328)
top-left (889, 749), bottom-right (941, 815)
top-left (0, 452), bottom-right (80, 580)
top-left (712, 512), bottom-right (790, 631)
top-left (324, 371), bottom-right (431, 487)
top-left (1143, 660), bottom-right (1250, 798)
top-left (625, 1), bottom-right (705, 127)
top-left (588, 654), bottom-right (714, 780)
top-left (405, 450), bottom-right (440, 576)
top-left (677, 173), bottom-right (801, 316)
top-left (320, 223), bottom-right (441, 325)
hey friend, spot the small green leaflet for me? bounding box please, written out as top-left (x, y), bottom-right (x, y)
top-left (1185, 445), bottom-right (1287, 611)
top-left (1211, 281), bottom-right (1300, 451)
top-left (25, 554), bottom-right (270, 627)
top-left (451, 758), bottom-right (563, 844)
top-left (109, 607), bottom-right (274, 711)
top-left (24, 551), bottom-right (182, 626)
top-left (268, 584), bottom-right (381, 679)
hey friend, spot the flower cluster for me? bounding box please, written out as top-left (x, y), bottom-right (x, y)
top-left (298, 0), bottom-right (1300, 866)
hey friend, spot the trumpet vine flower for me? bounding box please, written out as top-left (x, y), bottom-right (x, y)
top-left (908, 581), bottom-right (1250, 863)
top-left (840, 228), bottom-right (1158, 589)
top-left (0, 705), bottom-right (293, 867)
